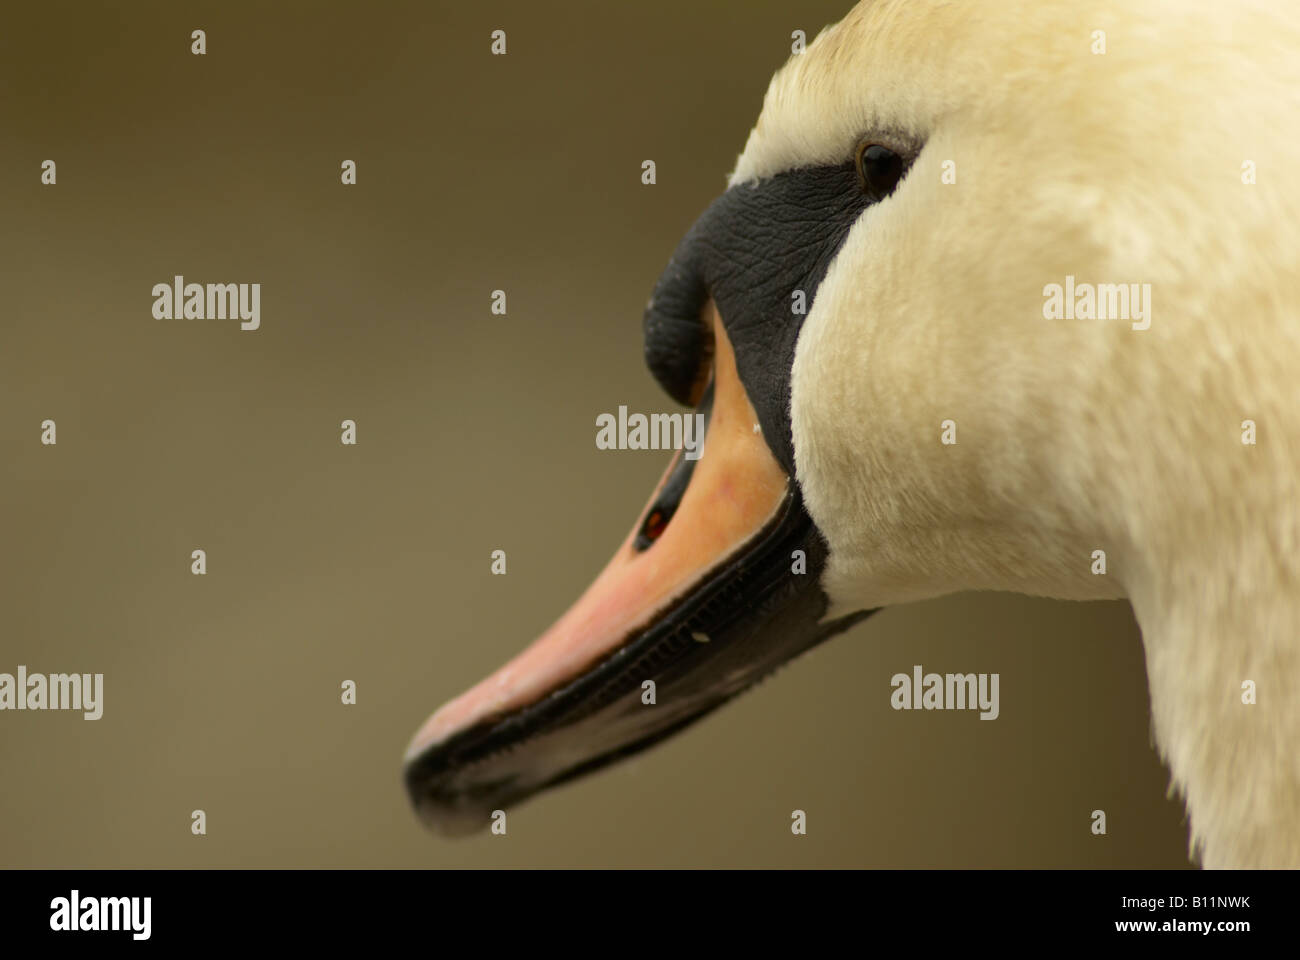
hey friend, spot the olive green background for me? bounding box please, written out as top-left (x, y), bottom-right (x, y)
top-left (0, 0), bottom-right (1190, 867)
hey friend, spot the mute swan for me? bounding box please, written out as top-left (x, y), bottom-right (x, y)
top-left (406, 0), bottom-right (1300, 869)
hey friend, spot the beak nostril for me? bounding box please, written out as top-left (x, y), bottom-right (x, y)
top-left (631, 381), bottom-right (714, 554)
top-left (636, 507), bottom-right (674, 550)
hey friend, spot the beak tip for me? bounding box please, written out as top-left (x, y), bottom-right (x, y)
top-left (403, 750), bottom-right (497, 838)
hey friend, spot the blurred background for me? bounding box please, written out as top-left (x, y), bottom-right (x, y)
top-left (0, 0), bottom-right (1189, 867)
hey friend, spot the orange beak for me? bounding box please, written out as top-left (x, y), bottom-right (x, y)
top-left (404, 305), bottom-right (870, 834)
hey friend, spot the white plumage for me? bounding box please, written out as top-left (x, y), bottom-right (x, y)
top-left (737, 0), bottom-right (1300, 868)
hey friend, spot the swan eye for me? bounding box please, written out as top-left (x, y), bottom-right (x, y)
top-left (855, 142), bottom-right (904, 201)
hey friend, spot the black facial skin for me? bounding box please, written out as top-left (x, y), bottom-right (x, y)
top-left (644, 161), bottom-right (876, 477)
top-left (406, 161), bottom-right (895, 835)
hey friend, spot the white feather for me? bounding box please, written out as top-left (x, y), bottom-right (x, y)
top-left (733, 0), bottom-right (1300, 868)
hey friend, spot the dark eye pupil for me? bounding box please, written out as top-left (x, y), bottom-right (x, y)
top-left (858, 144), bottom-right (903, 200)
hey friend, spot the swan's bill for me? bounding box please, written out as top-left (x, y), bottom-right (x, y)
top-left (403, 307), bottom-right (869, 834)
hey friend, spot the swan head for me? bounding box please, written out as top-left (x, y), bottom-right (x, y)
top-left (404, 0), bottom-right (1299, 840)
